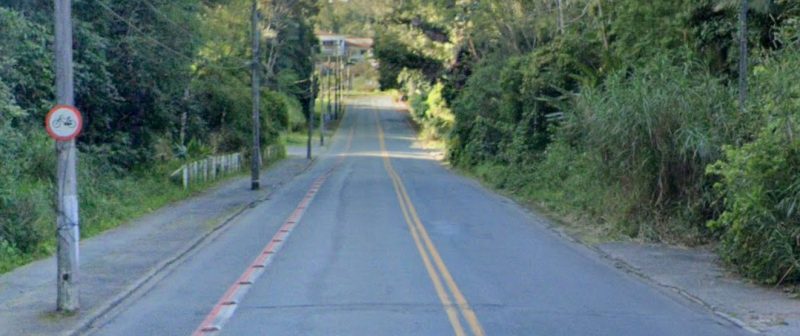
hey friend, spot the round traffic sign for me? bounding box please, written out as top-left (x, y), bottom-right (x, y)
top-left (45, 105), bottom-right (83, 141)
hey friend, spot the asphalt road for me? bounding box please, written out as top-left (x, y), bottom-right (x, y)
top-left (87, 97), bottom-right (748, 336)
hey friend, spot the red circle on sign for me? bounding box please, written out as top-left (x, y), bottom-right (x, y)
top-left (45, 105), bottom-right (83, 141)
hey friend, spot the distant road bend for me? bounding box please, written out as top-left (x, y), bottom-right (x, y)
top-left (89, 96), bottom-right (748, 336)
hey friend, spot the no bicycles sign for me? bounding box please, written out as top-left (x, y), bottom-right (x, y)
top-left (45, 105), bottom-right (83, 141)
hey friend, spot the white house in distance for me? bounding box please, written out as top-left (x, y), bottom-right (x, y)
top-left (318, 32), bottom-right (346, 57)
top-left (317, 32), bottom-right (373, 63)
top-left (344, 37), bottom-right (373, 62)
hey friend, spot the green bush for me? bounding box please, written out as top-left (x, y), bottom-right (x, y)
top-left (450, 45), bottom-right (583, 166)
top-left (374, 30), bottom-right (442, 90)
top-left (449, 57), bottom-right (505, 166)
top-left (422, 83), bottom-right (454, 139)
top-left (0, 8), bottom-right (53, 115)
top-left (395, 68), bottom-right (455, 141)
top-left (497, 46), bottom-right (581, 164)
top-left (709, 122), bottom-right (800, 284)
top-left (708, 48), bottom-right (800, 284)
top-left (284, 95), bottom-right (307, 132)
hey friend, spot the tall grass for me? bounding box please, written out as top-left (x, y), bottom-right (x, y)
top-left (451, 56), bottom-right (741, 244)
top-left (0, 127), bottom-right (240, 274)
top-left (560, 57), bottom-right (740, 241)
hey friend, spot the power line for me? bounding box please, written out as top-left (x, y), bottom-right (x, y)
top-left (138, 0), bottom-right (194, 37)
top-left (139, 0), bottom-right (249, 66)
top-left (138, 0), bottom-right (307, 72)
top-left (95, 1), bottom-right (250, 72)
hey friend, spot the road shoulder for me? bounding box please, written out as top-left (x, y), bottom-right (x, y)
top-left (389, 98), bottom-right (800, 336)
top-left (598, 242), bottom-right (800, 335)
top-left (0, 150), bottom-right (316, 336)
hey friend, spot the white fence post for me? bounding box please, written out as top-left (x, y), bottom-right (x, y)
top-left (172, 150), bottom-right (257, 188)
top-left (210, 156), bottom-right (217, 180)
top-left (203, 159), bottom-right (209, 182)
top-left (182, 165), bottom-right (188, 189)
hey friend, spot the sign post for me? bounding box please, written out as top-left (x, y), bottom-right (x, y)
top-left (52, 0), bottom-right (80, 313)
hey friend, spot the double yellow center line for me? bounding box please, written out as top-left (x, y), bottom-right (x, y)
top-left (375, 110), bottom-right (485, 336)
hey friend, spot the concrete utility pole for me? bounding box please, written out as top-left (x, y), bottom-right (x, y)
top-left (250, 0), bottom-right (261, 190)
top-left (739, 0), bottom-right (749, 114)
top-left (319, 64), bottom-right (331, 147)
top-left (307, 74), bottom-right (315, 160)
top-left (54, 0), bottom-right (80, 313)
top-left (341, 59), bottom-right (346, 115)
top-left (341, 59), bottom-right (344, 114)
top-left (347, 65), bottom-right (352, 91)
top-left (556, 0), bottom-right (565, 35)
top-left (334, 56), bottom-right (340, 120)
top-left (325, 57), bottom-right (333, 124)
top-left (333, 56), bottom-right (342, 120)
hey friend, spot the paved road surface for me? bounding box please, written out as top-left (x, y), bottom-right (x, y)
top-left (87, 97), bottom-right (748, 336)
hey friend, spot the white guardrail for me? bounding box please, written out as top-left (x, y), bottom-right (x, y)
top-left (170, 145), bottom-right (282, 189)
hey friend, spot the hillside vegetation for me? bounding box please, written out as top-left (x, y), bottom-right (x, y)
top-left (0, 0), bottom-right (317, 273)
top-left (358, 0), bottom-right (800, 285)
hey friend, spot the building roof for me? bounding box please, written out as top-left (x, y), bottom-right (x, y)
top-left (345, 37), bottom-right (373, 49)
top-left (316, 32), bottom-right (372, 47)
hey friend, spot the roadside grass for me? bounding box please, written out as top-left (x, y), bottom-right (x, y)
top-left (458, 161), bottom-right (626, 246)
top-left (343, 90), bottom-right (387, 97)
top-left (282, 131), bottom-right (312, 146)
top-left (400, 109), bottom-right (447, 152)
top-left (279, 90), bottom-right (354, 152)
top-left (445, 143), bottom-right (704, 247)
top-left (0, 154), bottom-right (278, 275)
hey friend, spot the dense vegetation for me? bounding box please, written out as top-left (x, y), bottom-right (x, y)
top-left (363, 0), bottom-right (800, 285)
top-left (0, 0), bottom-right (318, 273)
top-left (5, 0), bottom-right (800, 287)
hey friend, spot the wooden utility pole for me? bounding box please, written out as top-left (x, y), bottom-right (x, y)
top-left (54, 0), bottom-right (80, 313)
top-left (250, 0), bottom-right (261, 190)
top-left (739, 0), bottom-right (749, 114)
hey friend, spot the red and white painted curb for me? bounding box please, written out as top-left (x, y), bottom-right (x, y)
top-left (192, 128), bottom-right (354, 336)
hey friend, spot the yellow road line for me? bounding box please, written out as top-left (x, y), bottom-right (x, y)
top-left (375, 110), bottom-right (485, 336)
top-left (388, 165), bottom-right (466, 336)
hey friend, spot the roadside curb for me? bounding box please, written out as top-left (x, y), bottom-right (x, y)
top-left (589, 245), bottom-right (763, 335)
top-left (66, 157), bottom-right (318, 336)
top-left (461, 176), bottom-right (763, 335)
top-left (458, 176), bottom-right (765, 335)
